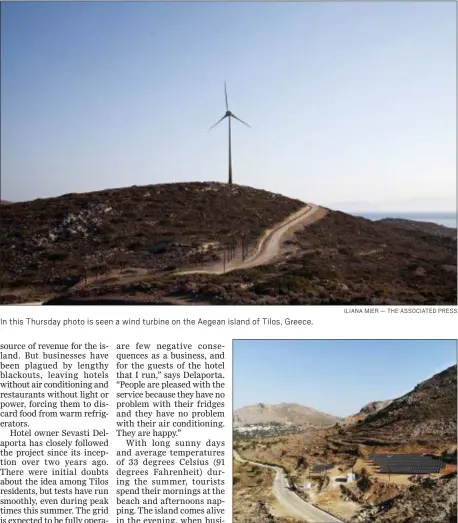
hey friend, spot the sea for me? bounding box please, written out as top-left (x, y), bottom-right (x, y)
top-left (354, 212), bottom-right (456, 229)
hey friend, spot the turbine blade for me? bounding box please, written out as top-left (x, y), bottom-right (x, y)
top-left (224, 82), bottom-right (228, 111)
top-left (209, 114), bottom-right (227, 130)
top-left (231, 114), bottom-right (251, 128)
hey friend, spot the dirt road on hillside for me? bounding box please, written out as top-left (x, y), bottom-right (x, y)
top-left (17, 204), bottom-right (326, 305)
top-left (178, 203), bottom-right (327, 276)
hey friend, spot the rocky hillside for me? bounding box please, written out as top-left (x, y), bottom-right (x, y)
top-left (303, 365), bottom-right (458, 462)
top-left (0, 182), bottom-right (303, 302)
top-left (340, 400), bottom-right (394, 427)
top-left (233, 402), bottom-right (340, 427)
top-left (347, 364), bottom-right (457, 447)
top-left (1, 182), bottom-right (456, 305)
top-left (354, 474), bottom-right (457, 523)
top-left (43, 205), bottom-right (455, 306)
top-left (359, 400), bottom-right (393, 416)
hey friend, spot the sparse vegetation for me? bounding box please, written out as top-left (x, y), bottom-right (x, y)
top-left (1, 182), bottom-right (455, 304)
top-left (233, 459), bottom-right (296, 523)
top-left (234, 366), bottom-right (457, 523)
top-left (0, 182), bottom-right (303, 303)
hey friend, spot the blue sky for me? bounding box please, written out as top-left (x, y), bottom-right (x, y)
top-left (233, 340), bottom-right (457, 416)
top-left (2, 2), bottom-right (455, 211)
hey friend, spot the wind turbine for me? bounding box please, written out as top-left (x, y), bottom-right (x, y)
top-left (209, 82), bottom-right (250, 185)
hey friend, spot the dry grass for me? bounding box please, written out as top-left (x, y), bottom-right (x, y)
top-left (233, 459), bottom-right (300, 523)
top-left (45, 209), bottom-right (456, 305)
top-left (0, 182), bottom-right (304, 304)
top-left (2, 182), bottom-right (456, 305)
top-left (312, 489), bottom-right (361, 520)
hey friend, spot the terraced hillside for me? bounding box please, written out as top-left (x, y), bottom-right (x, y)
top-left (323, 365), bottom-right (457, 459)
top-left (347, 364), bottom-right (457, 447)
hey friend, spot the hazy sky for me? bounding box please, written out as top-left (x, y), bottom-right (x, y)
top-left (233, 340), bottom-right (457, 417)
top-left (2, 2), bottom-right (456, 211)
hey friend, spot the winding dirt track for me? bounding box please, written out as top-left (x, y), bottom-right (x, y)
top-left (234, 450), bottom-right (343, 523)
top-left (15, 203), bottom-right (326, 305)
top-left (178, 203), bottom-right (326, 276)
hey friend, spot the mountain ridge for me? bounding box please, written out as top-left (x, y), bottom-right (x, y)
top-left (340, 399), bottom-right (394, 427)
top-left (233, 402), bottom-right (341, 427)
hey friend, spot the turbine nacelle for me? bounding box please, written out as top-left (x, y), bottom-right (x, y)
top-left (209, 110), bottom-right (251, 131)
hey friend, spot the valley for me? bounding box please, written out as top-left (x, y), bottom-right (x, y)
top-left (233, 365), bottom-right (457, 523)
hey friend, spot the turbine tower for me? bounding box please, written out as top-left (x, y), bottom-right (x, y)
top-left (209, 82), bottom-right (250, 185)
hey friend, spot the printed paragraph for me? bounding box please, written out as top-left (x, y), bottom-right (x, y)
top-left (0, 339), bottom-right (229, 523)
top-left (115, 342), bottom-right (227, 523)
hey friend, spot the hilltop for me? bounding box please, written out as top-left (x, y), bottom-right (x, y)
top-left (234, 402), bottom-right (341, 427)
top-left (1, 182), bottom-right (456, 305)
top-left (340, 400), bottom-right (393, 427)
top-left (358, 400), bottom-right (393, 417)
